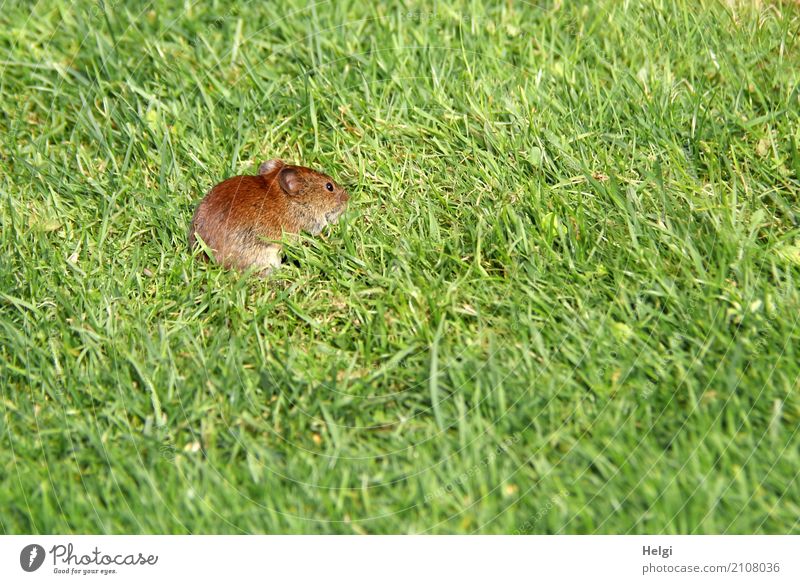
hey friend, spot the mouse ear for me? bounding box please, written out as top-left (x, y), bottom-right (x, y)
top-left (278, 167), bottom-right (301, 195)
top-left (259, 159), bottom-right (284, 175)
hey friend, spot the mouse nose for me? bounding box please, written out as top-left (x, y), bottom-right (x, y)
top-left (339, 191), bottom-right (350, 205)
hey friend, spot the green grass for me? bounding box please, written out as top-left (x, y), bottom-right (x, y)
top-left (1, 0), bottom-right (799, 534)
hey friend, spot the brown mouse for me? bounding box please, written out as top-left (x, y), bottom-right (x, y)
top-left (189, 159), bottom-right (349, 275)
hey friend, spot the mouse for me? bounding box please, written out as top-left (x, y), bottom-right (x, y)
top-left (188, 159), bottom-right (350, 275)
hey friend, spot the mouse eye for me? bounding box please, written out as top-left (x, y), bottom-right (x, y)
top-left (325, 182), bottom-right (334, 192)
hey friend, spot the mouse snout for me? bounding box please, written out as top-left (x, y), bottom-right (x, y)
top-left (323, 189), bottom-right (349, 225)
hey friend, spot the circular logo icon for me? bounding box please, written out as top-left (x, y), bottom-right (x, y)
top-left (20, 544), bottom-right (46, 572)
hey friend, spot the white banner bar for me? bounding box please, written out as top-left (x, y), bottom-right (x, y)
top-left (1, 536), bottom-right (797, 583)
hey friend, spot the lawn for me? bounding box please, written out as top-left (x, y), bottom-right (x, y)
top-left (1, 0), bottom-right (799, 534)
